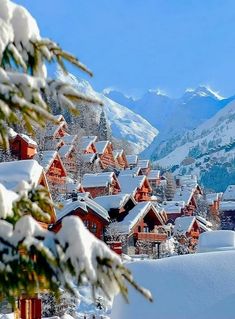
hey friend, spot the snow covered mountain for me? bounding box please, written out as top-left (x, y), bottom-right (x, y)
top-left (156, 100), bottom-right (235, 191)
top-left (58, 73), bottom-right (158, 153)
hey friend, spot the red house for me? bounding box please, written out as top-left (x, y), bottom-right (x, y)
top-left (58, 144), bottom-right (77, 174)
top-left (95, 141), bottom-right (116, 168)
top-left (45, 115), bottom-right (68, 140)
top-left (81, 135), bottom-right (98, 154)
top-left (35, 151), bottom-right (67, 196)
top-left (10, 133), bottom-right (37, 160)
top-left (126, 155), bottom-right (138, 169)
top-left (137, 160), bottom-right (151, 175)
top-left (173, 216), bottom-right (200, 244)
top-left (113, 149), bottom-right (129, 169)
top-left (161, 200), bottom-right (186, 223)
top-left (118, 175), bottom-right (152, 202)
top-left (50, 195), bottom-right (110, 240)
top-left (82, 172), bottom-right (121, 197)
top-left (172, 186), bottom-right (198, 216)
top-left (147, 170), bottom-right (161, 192)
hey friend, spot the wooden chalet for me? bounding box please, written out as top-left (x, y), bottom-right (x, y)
top-left (81, 135), bottom-right (97, 154)
top-left (172, 185), bottom-right (198, 216)
top-left (0, 159), bottom-right (56, 226)
top-left (118, 166), bottom-right (143, 177)
top-left (173, 216), bottom-right (200, 243)
top-left (50, 195), bottom-right (110, 240)
top-left (117, 202), bottom-right (167, 256)
top-left (137, 159), bottom-right (151, 175)
top-left (147, 170), bottom-right (161, 192)
top-left (82, 172), bottom-right (121, 197)
top-left (118, 175), bottom-right (152, 202)
top-left (44, 138), bottom-right (64, 151)
top-left (35, 151), bottom-right (67, 195)
top-left (10, 133), bottom-right (37, 160)
top-left (161, 200), bottom-right (186, 223)
top-left (45, 115), bottom-right (68, 140)
top-left (126, 155), bottom-right (138, 169)
top-left (113, 149), bottom-right (129, 169)
top-left (94, 193), bottom-right (136, 220)
top-left (95, 140), bottom-right (116, 168)
top-left (81, 153), bottom-right (100, 172)
top-left (58, 144), bottom-right (77, 174)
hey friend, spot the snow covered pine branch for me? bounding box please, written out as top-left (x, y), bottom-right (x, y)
top-left (0, 0), bottom-right (152, 305)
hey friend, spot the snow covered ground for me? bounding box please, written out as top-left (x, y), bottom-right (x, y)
top-left (111, 250), bottom-right (235, 319)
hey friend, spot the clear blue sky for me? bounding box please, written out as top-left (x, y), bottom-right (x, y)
top-left (15, 0), bottom-right (235, 98)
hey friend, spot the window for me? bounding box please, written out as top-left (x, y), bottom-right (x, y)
top-left (90, 222), bottom-right (97, 234)
top-left (83, 220), bottom-right (89, 228)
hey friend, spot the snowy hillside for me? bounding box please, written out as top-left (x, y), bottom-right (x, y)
top-left (59, 74), bottom-right (158, 153)
top-left (156, 100), bottom-right (235, 191)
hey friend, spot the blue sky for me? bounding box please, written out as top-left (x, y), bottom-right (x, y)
top-left (15, 0), bottom-right (235, 98)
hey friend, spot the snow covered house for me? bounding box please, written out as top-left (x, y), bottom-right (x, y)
top-left (35, 151), bottom-right (67, 196)
top-left (45, 115), bottom-right (68, 140)
top-left (174, 216), bottom-right (200, 242)
top-left (10, 133), bottom-right (37, 160)
top-left (0, 160), bottom-right (56, 225)
top-left (82, 172), bottom-right (121, 197)
top-left (126, 155), bottom-right (138, 169)
top-left (118, 175), bottom-right (152, 202)
top-left (80, 135), bottom-right (98, 154)
top-left (62, 134), bottom-right (78, 146)
top-left (95, 140), bottom-right (116, 169)
top-left (206, 192), bottom-right (222, 219)
top-left (58, 144), bottom-right (77, 174)
top-left (117, 202), bottom-right (167, 255)
top-left (94, 193), bottom-right (136, 220)
top-left (172, 185), bottom-right (198, 216)
top-left (118, 166), bottom-right (143, 177)
top-left (160, 200), bottom-right (186, 223)
top-left (113, 149), bottom-right (129, 169)
top-left (136, 159), bottom-right (151, 175)
top-left (220, 185), bottom-right (235, 230)
top-left (147, 169), bottom-right (161, 192)
top-left (51, 195), bottom-right (109, 240)
top-left (65, 178), bottom-right (85, 196)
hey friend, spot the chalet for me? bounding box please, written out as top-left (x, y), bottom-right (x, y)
top-left (50, 195), bottom-right (109, 240)
top-left (81, 153), bottom-right (100, 172)
top-left (35, 151), bottom-right (67, 195)
top-left (173, 216), bottom-right (200, 243)
top-left (220, 185), bottom-right (235, 230)
top-left (118, 175), bottom-right (152, 202)
top-left (10, 133), bottom-right (37, 160)
top-left (195, 216), bottom-right (213, 233)
top-left (0, 159), bottom-right (56, 225)
top-left (82, 172), bottom-right (121, 197)
top-left (172, 186), bottom-right (198, 216)
top-left (44, 138), bottom-right (64, 151)
top-left (113, 149), bottom-right (129, 170)
top-left (94, 193), bottom-right (136, 220)
top-left (65, 178), bottom-right (85, 196)
top-left (160, 200), bottom-right (186, 223)
top-left (126, 155), bottom-right (138, 169)
top-left (80, 136), bottom-right (97, 154)
top-left (45, 115), bottom-right (68, 140)
top-left (147, 170), bottom-right (161, 192)
top-left (118, 166), bottom-right (143, 177)
top-left (206, 192), bottom-right (222, 223)
top-left (136, 159), bottom-right (151, 175)
top-left (117, 202), bottom-right (167, 256)
top-left (95, 140), bottom-right (116, 168)
top-left (62, 134), bottom-right (78, 146)
top-left (58, 144), bottom-right (77, 174)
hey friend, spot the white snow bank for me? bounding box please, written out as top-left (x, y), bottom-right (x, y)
top-left (111, 251), bottom-right (235, 319)
top-left (197, 230), bottom-right (235, 253)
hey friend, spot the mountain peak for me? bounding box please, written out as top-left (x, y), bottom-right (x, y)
top-left (184, 86), bottom-right (224, 100)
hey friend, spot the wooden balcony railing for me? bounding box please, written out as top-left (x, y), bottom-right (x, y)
top-left (134, 232), bottom-right (167, 242)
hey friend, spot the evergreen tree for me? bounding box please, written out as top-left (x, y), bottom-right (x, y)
top-left (164, 172), bottom-right (176, 200)
top-left (98, 109), bottom-right (111, 140)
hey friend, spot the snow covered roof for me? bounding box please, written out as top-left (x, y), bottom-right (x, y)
top-left (173, 216), bottom-right (197, 235)
top-left (95, 141), bottom-right (110, 154)
top-left (113, 149), bottom-right (123, 159)
top-left (35, 150), bottom-right (58, 172)
top-left (82, 153), bottom-right (98, 163)
top-left (0, 160), bottom-right (43, 190)
top-left (94, 193), bottom-right (136, 211)
top-left (17, 133), bottom-right (37, 146)
top-left (137, 159), bottom-right (150, 169)
top-left (197, 230), bottom-right (235, 253)
top-left (222, 185), bottom-right (235, 201)
top-left (45, 122), bottom-right (67, 138)
top-left (172, 186), bottom-right (195, 205)
top-left (62, 134), bottom-right (77, 145)
top-left (206, 192), bottom-right (220, 205)
top-left (117, 202), bottom-right (163, 234)
top-left (160, 201), bottom-right (185, 214)
top-left (65, 180), bottom-right (83, 193)
top-left (44, 138), bottom-right (64, 150)
top-left (82, 172), bottom-right (118, 188)
top-left (81, 135), bottom-right (97, 150)
top-left (118, 175), bottom-right (147, 195)
top-left (126, 155), bottom-right (138, 165)
top-left (111, 251), bottom-right (235, 319)
top-left (176, 174), bottom-right (198, 186)
top-left (147, 169), bottom-right (160, 180)
top-left (56, 197), bottom-right (109, 222)
top-left (58, 144), bottom-right (74, 158)
top-left (118, 167), bottom-right (142, 177)
top-left (220, 201), bottom-right (235, 211)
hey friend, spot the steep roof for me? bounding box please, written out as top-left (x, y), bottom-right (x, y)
top-left (176, 174), bottom-right (198, 188)
top-left (81, 135), bottom-right (97, 151)
top-left (172, 186), bottom-right (195, 205)
top-left (126, 155), bottom-right (138, 165)
top-left (0, 160), bottom-right (43, 190)
top-left (148, 170), bottom-right (160, 180)
top-left (62, 135), bottom-right (77, 145)
top-left (82, 153), bottom-right (98, 163)
top-left (223, 185), bottom-right (235, 201)
top-left (35, 150), bottom-right (66, 175)
top-left (94, 193), bottom-right (136, 211)
top-left (137, 159), bottom-right (150, 169)
top-left (17, 133), bottom-right (37, 147)
top-left (174, 216), bottom-right (197, 235)
top-left (118, 175), bottom-right (147, 195)
top-left (58, 144), bottom-right (74, 158)
top-left (95, 141), bottom-right (110, 154)
top-left (118, 167), bottom-right (142, 177)
top-left (82, 172), bottom-right (118, 188)
top-left (56, 196), bottom-right (109, 222)
top-left (117, 202), bottom-right (163, 234)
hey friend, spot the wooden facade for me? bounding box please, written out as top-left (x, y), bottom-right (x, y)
top-left (10, 134), bottom-right (37, 160)
top-left (95, 141), bottom-right (116, 168)
top-left (134, 177), bottom-right (152, 202)
top-left (113, 150), bottom-right (129, 170)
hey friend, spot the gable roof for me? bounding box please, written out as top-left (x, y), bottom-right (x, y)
top-left (81, 135), bottom-right (97, 151)
top-left (62, 135), bottom-right (77, 145)
top-left (35, 150), bottom-right (66, 175)
top-left (137, 159), bottom-right (150, 169)
top-left (172, 186), bottom-right (195, 205)
top-left (58, 144), bottom-right (75, 158)
top-left (126, 155), bottom-right (138, 166)
top-left (82, 172), bottom-right (119, 188)
top-left (15, 133), bottom-right (37, 147)
top-left (118, 175), bottom-right (148, 195)
top-left (0, 160), bottom-right (43, 190)
top-left (160, 201), bottom-right (186, 214)
top-left (118, 167), bottom-right (142, 177)
top-left (82, 153), bottom-right (98, 164)
top-left (95, 141), bottom-right (110, 154)
top-left (223, 185), bottom-right (235, 201)
top-left (117, 202), bottom-right (164, 234)
top-left (148, 170), bottom-right (160, 180)
top-left (173, 216), bottom-right (197, 235)
top-left (94, 193), bottom-right (136, 211)
top-left (56, 196), bottom-right (109, 222)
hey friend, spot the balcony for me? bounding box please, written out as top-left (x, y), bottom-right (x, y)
top-left (134, 232), bottom-right (167, 242)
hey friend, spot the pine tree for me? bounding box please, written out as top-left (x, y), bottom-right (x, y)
top-left (164, 172), bottom-right (176, 200)
top-left (98, 109), bottom-right (111, 140)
